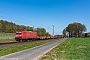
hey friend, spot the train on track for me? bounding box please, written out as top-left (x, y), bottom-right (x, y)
top-left (15, 30), bottom-right (59, 42)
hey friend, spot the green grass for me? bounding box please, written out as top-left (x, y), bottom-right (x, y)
top-left (0, 39), bottom-right (56, 56)
top-left (39, 38), bottom-right (90, 60)
top-left (0, 33), bottom-right (15, 43)
top-left (0, 33), bottom-right (15, 36)
top-left (0, 39), bottom-right (16, 43)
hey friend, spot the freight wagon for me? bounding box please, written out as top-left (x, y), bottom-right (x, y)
top-left (15, 30), bottom-right (59, 42)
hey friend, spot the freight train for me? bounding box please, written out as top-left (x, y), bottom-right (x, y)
top-left (15, 30), bottom-right (59, 42)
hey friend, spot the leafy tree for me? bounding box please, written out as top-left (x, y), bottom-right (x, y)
top-left (46, 32), bottom-right (51, 36)
top-left (35, 28), bottom-right (50, 36)
top-left (63, 22), bottom-right (87, 38)
top-left (62, 28), bottom-right (67, 37)
top-left (0, 20), bottom-right (51, 36)
top-left (88, 32), bottom-right (90, 37)
top-left (0, 20), bottom-right (3, 32)
top-left (0, 20), bottom-right (34, 33)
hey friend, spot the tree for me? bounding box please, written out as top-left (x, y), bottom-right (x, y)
top-left (63, 22), bottom-right (87, 38)
top-left (0, 20), bottom-right (51, 35)
top-left (0, 20), bottom-right (3, 32)
top-left (35, 28), bottom-right (50, 36)
top-left (46, 32), bottom-right (51, 36)
top-left (0, 20), bottom-right (34, 33)
top-left (62, 28), bottom-right (67, 37)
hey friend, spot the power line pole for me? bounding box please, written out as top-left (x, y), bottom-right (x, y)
top-left (52, 25), bottom-right (54, 36)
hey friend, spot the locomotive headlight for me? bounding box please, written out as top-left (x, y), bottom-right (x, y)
top-left (19, 35), bottom-right (22, 36)
top-left (15, 35), bottom-right (17, 37)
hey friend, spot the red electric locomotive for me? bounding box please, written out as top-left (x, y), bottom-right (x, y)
top-left (15, 30), bottom-right (38, 41)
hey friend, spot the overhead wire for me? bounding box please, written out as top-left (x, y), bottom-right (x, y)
top-left (0, 11), bottom-right (53, 34)
top-left (0, 11), bottom-right (32, 26)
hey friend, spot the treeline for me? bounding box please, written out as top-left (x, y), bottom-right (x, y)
top-left (63, 22), bottom-right (87, 38)
top-left (84, 32), bottom-right (90, 37)
top-left (0, 20), bottom-right (33, 33)
top-left (0, 20), bottom-right (51, 36)
top-left (34, 28), bottom-right (51, 36)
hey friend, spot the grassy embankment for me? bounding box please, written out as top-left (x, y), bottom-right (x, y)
top-left (0, 39), bottom-right (58, 56)
top-left (40, 38), bottom-right (90, 60)
top-left (0, 39), bottom-right (16, 43)
top-left (0, 33), bottom-right (15, 36)
top-left (0, 33), bottom-right (16, 43)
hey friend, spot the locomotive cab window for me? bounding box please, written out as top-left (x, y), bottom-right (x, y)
top-left (16, 32), bottom-right (22, 34)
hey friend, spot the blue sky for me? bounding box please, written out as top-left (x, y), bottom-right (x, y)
top-left (0, 0), bottom-right (90, 35)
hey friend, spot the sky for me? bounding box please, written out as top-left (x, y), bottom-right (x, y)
top-left (0, 0), bottom-right (90, 35)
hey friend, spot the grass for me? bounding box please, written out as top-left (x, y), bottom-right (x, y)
top-left (0, 33), bottom-right (15, 43)
top-left (0, 39), bottom-right (57, 56)
top-left (0, 39), bottom-right (16, 43)
top-left (0, 33), bottom-right (15, 36)
top-left (39, 38), bottom-right (90, 60)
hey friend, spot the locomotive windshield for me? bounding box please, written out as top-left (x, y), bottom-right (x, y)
top-left (16, 32), bottom-right (22, 34)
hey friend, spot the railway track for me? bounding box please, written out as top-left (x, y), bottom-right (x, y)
top-left (0, 39), bottom-right (51, 48)
top-left (0, 41), bottom-right (25, 48)
top-left (0, 42), bottom-right (18, 45)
